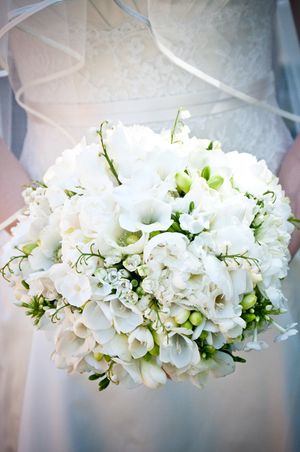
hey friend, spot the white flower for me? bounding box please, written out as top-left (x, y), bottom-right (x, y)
top-left (179, 211), bottom-right (210, 234)
top-left (128, 327), bottom-right (154, 358)
top-left (140, 358), bottom-right (167, 388)
top-left (274, 322), bottom-right (298, 343)
top-left (244, 328), bottom-right (268, 351)
top-left (244, 340), bottom-right (268, 351)
top-left (123, 254), bottom-right (141, 272)
top-left (109, 297), bottom-right (143, 333)
top-left (159, 332), bottom-right (199, 369)
top-left (119, 198), bottom-right (172, 233)
top-left (51, 264), bottom-right (91, 307)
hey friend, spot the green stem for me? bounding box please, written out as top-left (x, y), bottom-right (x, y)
top-left (97, 121), bottom-right (121, 185)
top-left (170, 108), bottom-right (182, 144)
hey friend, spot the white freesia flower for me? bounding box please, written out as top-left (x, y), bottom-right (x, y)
top-left (140, 358), bottom-right (167, 388)
top-left (109, 297), bottom-right (143, 334)
top-left (128, 327), bottom-right (154, 359)
top-left (160, 331), bottom-right (199, 369)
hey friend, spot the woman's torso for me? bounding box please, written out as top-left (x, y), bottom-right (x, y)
top-left (6, 0), bottom-right (291, 178)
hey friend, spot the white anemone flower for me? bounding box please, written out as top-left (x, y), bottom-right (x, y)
top-left (119, 198), bottom-right (172, 233)
top-left (128, 327), bottom-right (154, 359)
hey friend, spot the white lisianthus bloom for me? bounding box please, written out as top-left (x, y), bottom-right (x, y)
top-left (128, 327), bottom-right (154, 359)
top-left (119, 198), bottom-right (172, 233)
top-left (50, 264), bottom-right (91, 307)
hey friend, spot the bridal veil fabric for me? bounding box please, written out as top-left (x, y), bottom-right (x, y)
top-left (1, 1), bottom-right (300, 451)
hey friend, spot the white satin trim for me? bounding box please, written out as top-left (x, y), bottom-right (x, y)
top-left (26, 74), bottom-right (275, 126)
top-left (113, 0), bottom-right (300, 125)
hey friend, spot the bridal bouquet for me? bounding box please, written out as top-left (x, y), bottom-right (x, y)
top-left (1, 110), bottom-right (297, 391)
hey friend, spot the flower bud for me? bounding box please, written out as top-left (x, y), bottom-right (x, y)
top-left (175, 171), bottom-right (192, 194)
top-left (22, 242), bottom-right (39, 255)
top-left (182, 320), bottom-right (193, 330)
top-left (189, 311), bottom-right (203, 326)
top-left (174, 308), bottom-right (190, 324)
top-left (241, 293), bottom-right (257, 310)
top-left (244, 313), bottom-right (256, 323)
top-left (200, 166), bottom-right (211, 181)
top-left (208, 175), bottom-right (224, 190)
top-left (93, 352), bottom-right (104, 362)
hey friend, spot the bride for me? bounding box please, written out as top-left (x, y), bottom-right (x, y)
top-left (1, 1), bottom-right (300, 451)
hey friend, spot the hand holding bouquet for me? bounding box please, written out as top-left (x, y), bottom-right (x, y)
top-left (1, 111), bottom-right (297, 391)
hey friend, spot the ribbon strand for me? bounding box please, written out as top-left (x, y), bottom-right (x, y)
top-left (113, 0), bottom-right (300, 124)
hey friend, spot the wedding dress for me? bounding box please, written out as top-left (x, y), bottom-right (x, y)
top-left (0, 1), bottom-right (299, 451)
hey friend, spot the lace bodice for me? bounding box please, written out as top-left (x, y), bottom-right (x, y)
top-left (7, 0), bottom-right (292, 178)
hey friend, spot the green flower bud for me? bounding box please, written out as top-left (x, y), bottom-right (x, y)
top-left (241, 293), bottom-right (257, 310)
top-left (200, 166), bottom-right (211, 181)
top-left (93, 352), bottom-right (104, 362)
top-left (131, 279), bottom-right (139, 288)
top-left (243, 313), bottom-right (256, 323)
top-left (208, 175), bottom-right (224, 190)
top-left (204, 345), bottom-right (215, 355)
top-left (21, 280), bottom-right (29, 290)
top-left (200, 331), bottom-right (208, 340)
top-left (22, 242), bottom-right (39, 255)
top-left (182, 320), bottom-right (193, 330)
top-left (136, 286), bottom-right (145, 297)
top-left (175, 171), bottom-right (192, 194)
top-left (189, 311), bottom-right (203, 326)
top-left (149, 343), bottom-right (160, 357)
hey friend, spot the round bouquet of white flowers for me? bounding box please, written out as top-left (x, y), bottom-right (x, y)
top-left (1, 111), bottom-right (298, 390)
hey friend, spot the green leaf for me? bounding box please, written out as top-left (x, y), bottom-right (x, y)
top-left (207, 141), bottom-right (213, 150)
top-left (89, 373), bottom-right (105, 381)
top-left (98, 377), bottom-right (110, 391)
top-left (232, 355), bottom-right (246, 363)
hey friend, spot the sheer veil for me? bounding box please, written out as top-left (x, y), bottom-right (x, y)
top-left (0, 0), bottom-right (300, 150)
